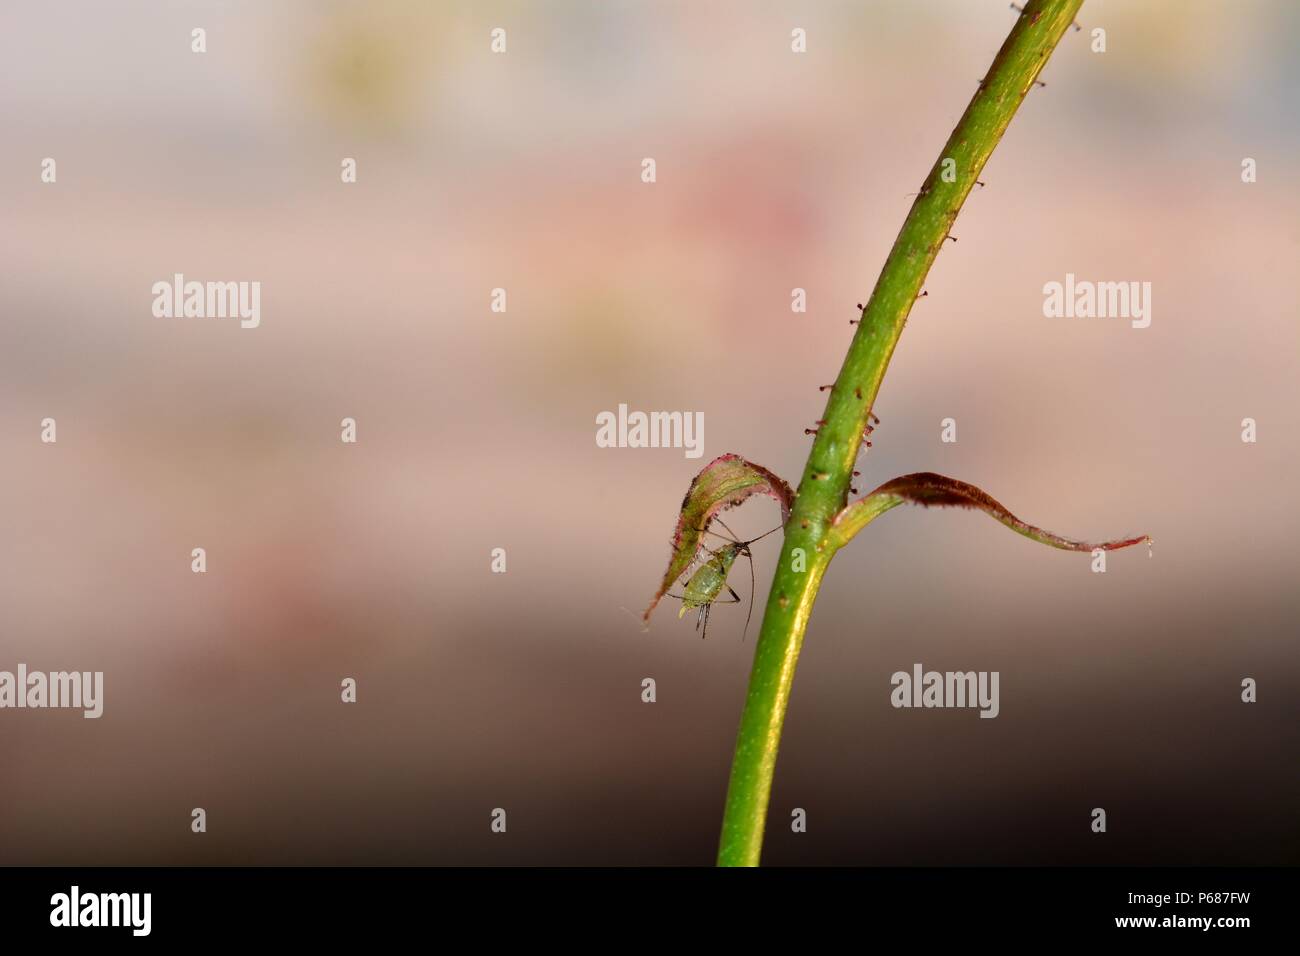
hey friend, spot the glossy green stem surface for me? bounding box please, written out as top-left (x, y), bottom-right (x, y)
top-left (717, 0), bottom-right (1086, 867)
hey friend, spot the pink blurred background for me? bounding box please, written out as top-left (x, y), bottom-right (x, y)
top-left (1, 0), bottom-right (1296, 864)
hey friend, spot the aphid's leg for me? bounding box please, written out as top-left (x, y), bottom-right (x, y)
top-left (715, 587), bottom-right (741, 605)
top-left (697, 528), bottom-right (735, 548)
top-left (916, 290), bottom-right (928, 300)
top-left (741, 553), bottom-right (757, 643)
top-left (700, 603), bottom-right (712, 640)
top-left (713, 517), bottom-right (742, 542)
top-left (819, 384), bottom-right (835, 392)
top-left (694, 518), bottom-right (740, 546)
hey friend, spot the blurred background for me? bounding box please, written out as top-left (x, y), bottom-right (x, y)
top-left (0, 0), bottom-right (1296, 865)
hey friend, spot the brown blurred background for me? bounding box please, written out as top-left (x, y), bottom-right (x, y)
top-left (0, 0), bottom-right (1296, 865)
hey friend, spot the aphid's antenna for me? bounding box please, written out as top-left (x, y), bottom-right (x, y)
top-left (693, 517), bottom-right (741, 546)
top-left (741, 523), bottom-right (784, 547)
top-left (741, 548), bottom-right (756, 643)
top-left (698, 527), bottom-right (734, 546)
top-left (619, 605), bottom-right (650, 633)
top-left (713, 516), bottom-right (742, 542)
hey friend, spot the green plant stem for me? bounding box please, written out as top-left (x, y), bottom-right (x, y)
top-left (716, 0), bottom-right (1086, 867)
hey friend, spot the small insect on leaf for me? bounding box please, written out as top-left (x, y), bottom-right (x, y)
top-left (671, 519), bottom-right (783, 640)
top-left (644, 454), bottom-right (793, 624)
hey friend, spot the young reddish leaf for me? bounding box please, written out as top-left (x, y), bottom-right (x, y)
top-left (830, 471), bottom-right (1149, 553)
top-left (644, 454), bottom-right (794, 623)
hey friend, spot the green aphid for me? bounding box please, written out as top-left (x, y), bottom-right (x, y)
top-left (671, 519), bottom-right (783, 640)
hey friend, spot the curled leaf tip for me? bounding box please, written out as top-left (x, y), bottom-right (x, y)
top-left (644, 454), bottom-right (793, 623)
top-left (832, 471), bottom-right (1147, 554)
